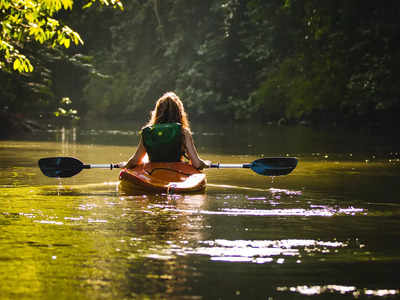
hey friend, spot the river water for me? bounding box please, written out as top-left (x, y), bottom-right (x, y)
top-left (0, 124), bottom-right (399, 299)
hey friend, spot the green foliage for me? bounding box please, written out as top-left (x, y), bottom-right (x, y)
top-left (54, 97), bottom-right (79, 120)
top-left (0, 0), bottom-right (123, 73)
top-left (250, 0), bottom-right (400, 124)
top-left (2, 0), bottom-right (400, 128)
top-left (54, 107), bottom-right (78, 119)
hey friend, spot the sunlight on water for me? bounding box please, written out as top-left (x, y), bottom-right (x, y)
top-left (269, 188), bottom-right (302, 195)
top-left (188, 239), bottom-right (349, 264)
top-left (122, 233), bottom-right (369, 266)
top-left (1, 136), bottom-right (400, 300)
top-left (161, 206), bottom-right (365, 217)
top-left (277, 285), bottom-right (400, 298)
top-left (34, 220), bottom-right (64, 225)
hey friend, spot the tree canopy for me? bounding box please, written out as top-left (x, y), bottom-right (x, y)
top-left (0, 0), bottom-right (123, 72)
top-left (1, 0), bottom-right (399, 129)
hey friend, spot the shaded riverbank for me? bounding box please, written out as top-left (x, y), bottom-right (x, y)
top-left (0, 111), bottom-right (45, 139)
top-left (3, 111), bottom-right (400, 147)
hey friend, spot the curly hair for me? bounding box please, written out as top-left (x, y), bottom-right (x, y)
top-left (146, 92), bottom-right (191, 133)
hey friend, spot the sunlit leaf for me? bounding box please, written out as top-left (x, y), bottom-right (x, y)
top-left (13, 59), bottom-right (21, 71)
top-left (64, 38), bottom-right (70, 48)
top-left (0, 0), bottom-right (123, 73)
top-left (23, 62), bottom-right (30, 72)
top-left (82, 2), bottom-right (93, 9)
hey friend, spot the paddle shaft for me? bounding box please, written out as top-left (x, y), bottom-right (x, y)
top-left (84, 164), bottom-right (120, 170)
top-left (210, 163), bottom-right (251, 169)
top-left (88, 163), bottom-right (249, 170)
top-left (88, 163), bottom-right (256, 169)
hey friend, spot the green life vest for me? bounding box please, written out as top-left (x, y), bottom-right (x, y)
top-left (142, 123), bottom-right (183, 162)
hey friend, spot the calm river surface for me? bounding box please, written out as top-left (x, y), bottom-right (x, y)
top-left (1, 124), bottom-right (400, 299)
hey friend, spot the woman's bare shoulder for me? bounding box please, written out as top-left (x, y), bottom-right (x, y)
top-left (182, 127), bottom-right (192, 137)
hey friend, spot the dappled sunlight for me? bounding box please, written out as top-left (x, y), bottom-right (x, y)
top-left (187, 238), bottom-right (349, 264)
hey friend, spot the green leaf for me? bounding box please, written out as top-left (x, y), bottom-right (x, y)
top-left (61, 0), bottom-right (73, 10)
top-left (13, 59), bottom-right (21, 71)
top-left (82, 2), bottom-right (93, 9)
top-left (27, 62), bottom-right (34, 72)
top-left (23, 62), bottom-right (30, 72)
top-left (64, 38), bottom-right (70, 48)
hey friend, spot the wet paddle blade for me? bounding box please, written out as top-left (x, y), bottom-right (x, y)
top-left (38, 157), bottom-right (84, 178)
top-left (250, 157), bottom-right (298, 176)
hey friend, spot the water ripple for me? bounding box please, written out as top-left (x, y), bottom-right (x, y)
top-left (162, 206), bottom-right (366, 217)
top-left (187, 239), bottom-right (349, 263)
top-left (139, 238), bottom-right (355, 265)
top-left (277, 285), bottom-right (399, 298)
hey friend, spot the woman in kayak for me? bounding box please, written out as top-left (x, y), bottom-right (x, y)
top-left (120, 92), bottom-right (209, 170)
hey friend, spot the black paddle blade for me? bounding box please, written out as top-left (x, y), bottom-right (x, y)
top-left (250, 157), bottom-right (298, 176)
top-left (38, 157), bottom-right (84, 178)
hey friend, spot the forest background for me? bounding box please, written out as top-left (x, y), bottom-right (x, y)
top-left (1, 0), bottom-right (400, 137)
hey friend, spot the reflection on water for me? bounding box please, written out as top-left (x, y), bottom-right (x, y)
top-left (182, 238), bottom-right (350, 263)
top-left (1, 126), bottom-right (400, 299)
top-left (168, 206), bottom-right (365, 217)
top-left (277, 285), bottom-right (400, 297)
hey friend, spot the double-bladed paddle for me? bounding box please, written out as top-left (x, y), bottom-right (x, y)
top-left (38, 157), bottom-right (119, 178)
top-left (210, 157), bottom-right (298, 176)
top-left (38, 157), bottom-right (298, 178)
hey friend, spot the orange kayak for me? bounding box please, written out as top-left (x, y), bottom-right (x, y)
top-left (119, 162), bottom-right (206, 193)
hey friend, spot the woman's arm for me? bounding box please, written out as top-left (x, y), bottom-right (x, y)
top-left (121, 137), bottom-right (147, 169)
top-left (183, 129), bottom-right (209, 169)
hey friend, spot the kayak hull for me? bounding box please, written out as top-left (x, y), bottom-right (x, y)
top-left (119, 162), bottom-right (206, 194)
